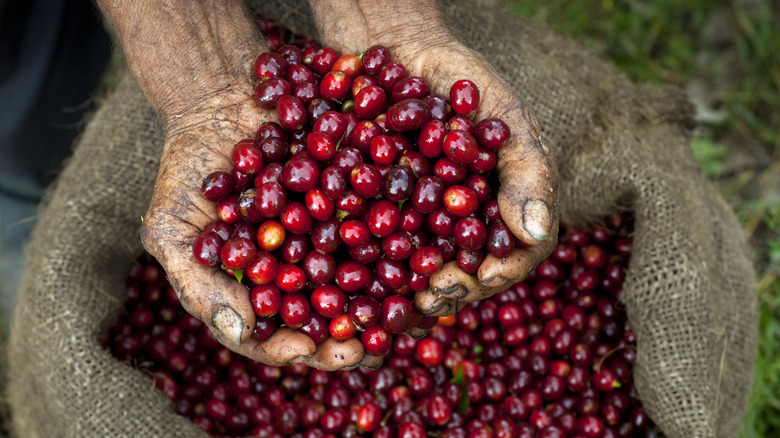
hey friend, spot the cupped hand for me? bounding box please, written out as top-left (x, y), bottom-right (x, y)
top-left (98, 0), bottom-right (379, 370)
top-left (309, 0), bottom-right (560, 317)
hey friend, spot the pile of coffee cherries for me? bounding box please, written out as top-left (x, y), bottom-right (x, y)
top-left (192, 17), bottom-right (520, 353)
top-left (105, 212), bottom-right (660, 437)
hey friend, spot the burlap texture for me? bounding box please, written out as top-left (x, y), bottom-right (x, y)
top-left (7, 1), bottom-right (757, 437)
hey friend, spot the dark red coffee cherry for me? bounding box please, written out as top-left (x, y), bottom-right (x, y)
top-left (475, 118), bottom-right (511, 150)
top-left (387, 99), bottom-right (431, 132)
top-left (450, 79), bottom-right (480, 116)
top-left (201, 171), bottom-right (234, 202)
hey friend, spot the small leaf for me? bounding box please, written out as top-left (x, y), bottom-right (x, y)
top-left (450, 363), bottom-right (467, 386)
top-left (450, 363), bottom-right (471, 414)
top-left (233, 269), bottom-right (244, 283)
top-left (457, 391), bottom-right (470, 414)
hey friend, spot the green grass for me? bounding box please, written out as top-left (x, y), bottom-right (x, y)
top-left (505, 0), bottom-right (780, 435)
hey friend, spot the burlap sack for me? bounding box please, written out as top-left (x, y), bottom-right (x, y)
top-left (7, 1), bottom-right (757, 437)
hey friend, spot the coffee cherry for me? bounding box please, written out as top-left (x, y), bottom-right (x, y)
top-left (450, 79), bottom-right (480, 116)
top-left (220, 238), bottom-right (256, 270)
top-left (310, 284), bottom-right (347, 319)
top-left (304, 188), bottom-right (335, 221)
top-left (387, 99), bottom-right (431, 132)
top-left (301, 251), bottom-right (336, 285)
top-left (354, 85), bottom-right (388, 120)
top-left (329, 314), bottom-right (358, 340)
top-left (454, 217), bottom-right (487, 251)
top-left (280, 293), bottom-right (310, 329)
top-left (339, 220), bottom-right (371, 247)
top-left (192, 232), bottom-right (225, 267)
top-left (348, 295), bottom-right (381, 328)
top-left (366, 200), bottom-right (400, 238)
top-left (392, 76), bottom-right (429, 102)
top-left (369, 134), bottom-right (397, 165)
top-left (280, 202), bottom-right (313, 234)
top-left (250, 284), bottom-right (281, 317)
top-left (443, 185), bottom-right (479, 217)
top-left (254, 77), bottom-right (292, 109)
top-left (255, 182), bottom-right (287, 218)
top-left (443, 130), bottom-right (479, 164)
top-left (201, 171), bottom-right (234, 202)
top-left (320, 70), bottom-right (352, 102)
top-left (410, 246), bottom-right (443, 276)
top-left (380, 295), bottom-right (413, 334)
top-left (274, 264), bottom-right (306, 293)
top-left (245, 250), bottom-right (278, 285)
top-left (382, 166), bottom-right (414, 203)
top-left (486, 220), bottom-right (515, 258)
top-left (350, 163), bottom-right (383, 198)
top-left (306, 132), bottom-right (338, 162)
top-left (276, 95), bottom-right (307, 131)
top-left (335, 261), bottom-right (372, 293)
top-left (411, 176), bottom-right (445, 213)
top-left (282, 156), bottom-right (320, 193)
top-left (415, 338), bottom-right (444, 367)
top-left (475, 118), bottom-right (510, 150)
top-left (254, 52), bottom-right (287, 80)
top-left (361, 325), bottom-right (391, 355)
top-left (310, 47), bottom-right (338, 76)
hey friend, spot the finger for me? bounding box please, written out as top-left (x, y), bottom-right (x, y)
top-left (300, 337), bottom-right (364, 371)
top-left (308, 0), bottom-right (371, 54)
top-left (141, 132), bottom-right (256, 346)
top-left (406, 326), bottom-right (430, 340)
top-left (143, 190), bottom-right (257, 346)
top-left (210, 326), bottom-right (316, 367)
top-left (476, 246), bottom-right (552, 288)
top-left (359, 354), bottom-right (385, 370)
top-left (417, 259), bottom-right (521, 317)
top-left (494, 101), bottom-right (559, 248)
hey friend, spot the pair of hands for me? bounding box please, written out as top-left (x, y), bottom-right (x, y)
top-left (99, 0), bottom-right (558, 370)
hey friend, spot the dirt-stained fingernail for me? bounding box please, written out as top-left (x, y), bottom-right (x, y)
top-left (523, 199), bottom-right (551, 242)
top-left (422, 301), bottom-right (446, 315)
top-left (212, 305), bottom-right (243, 346)
top-left (407, 326), bottom-right (430, 339)
top-left (436, 284), bottom-right (461, 295)
top-left (360, 363), bottom-right (383, 370)
top-left (479, 276), bottom-right (508, 288)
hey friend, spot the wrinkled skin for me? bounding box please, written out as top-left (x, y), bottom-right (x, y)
top-left (97, 0), bottom-right (558, 370)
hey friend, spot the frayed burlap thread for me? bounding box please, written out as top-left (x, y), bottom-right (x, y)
top-left (7, 1), bottom-right (757, 437)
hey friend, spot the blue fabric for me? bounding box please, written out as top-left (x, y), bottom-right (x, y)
top-left (0, 0), bottom-right (111, 199)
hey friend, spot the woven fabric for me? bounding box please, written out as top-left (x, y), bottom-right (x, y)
top-left (7, 1), bottom-right (757, 437)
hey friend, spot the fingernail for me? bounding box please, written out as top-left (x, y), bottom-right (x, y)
top-left (523, 199), bottom-right (551, 242)
top-left (360, 360), bottom-right (384, 370)
top-left (436, 284), bottom-right (461, 295)
top-left (212, 305), bottom-right (243, 346)
top-left (479, 276), bottom-right (508, 288)
top-left (422, 302), bottom-right (446, 315)
top-left (291, 354), bottom-right (314, 364)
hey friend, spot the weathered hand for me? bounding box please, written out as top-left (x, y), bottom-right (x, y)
top-left (98, 0), bottom-right (378, 370)
top-left (309, 0), bottom-right (560, 316)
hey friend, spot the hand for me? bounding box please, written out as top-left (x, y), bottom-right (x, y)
top-left (97, 0), bottom-right (379, 370)
top-left (309, 0), bottom-right (560, 316)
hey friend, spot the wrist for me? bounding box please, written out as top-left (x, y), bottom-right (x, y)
top-left (358, 0), bottom-right (455, 51)
top-left (96, 0), bottom-right (264, 124)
